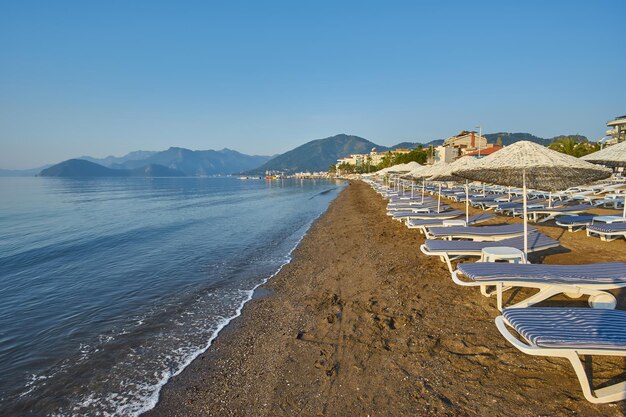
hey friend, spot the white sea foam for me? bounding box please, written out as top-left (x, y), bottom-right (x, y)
top-left (133, 202), bottom-right (333, 417)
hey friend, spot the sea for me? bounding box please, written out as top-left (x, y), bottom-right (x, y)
top-left (0, 176), bottom-right (344, 416)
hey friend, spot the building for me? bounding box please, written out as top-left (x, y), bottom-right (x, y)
top-left (463, 144), bottom-right (503, 157)
top-left (606, 115), bottom-right (626, 144)
top-left (336, 147), bottom-right (408, 167)
top-left (431, 146), bottom-right (459, 163)
top-left (443, 131), bottom-right (488, 153)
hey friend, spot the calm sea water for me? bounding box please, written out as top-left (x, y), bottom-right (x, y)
top-left (0, 176), bottom-right (344, 416)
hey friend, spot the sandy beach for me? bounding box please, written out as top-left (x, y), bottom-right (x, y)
top-left (147, 181), bottom-right (626, 417)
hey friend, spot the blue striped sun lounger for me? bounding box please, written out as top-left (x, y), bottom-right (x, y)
top-left (425, 224), bottom-right (535, 241)
top-left (399, 210), bottom-right (463, 220)
top-left (419, 233), bottom-right (560, 272)
top-left (555, 215), bottom-right (596, 232)
top-left (524, 204), bottom-right (593, 223)
top-left (586, 222), bottom-right (626, 242)
top-left (453, 262), bottom-right (626, 310)
top-left (406, 213), bottom-right (495, 232)
top-left (389, 207), bottom-right (451, 220)
top-left (496, 307), bottom-right (626, 403)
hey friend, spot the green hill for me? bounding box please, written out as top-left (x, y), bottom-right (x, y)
top-left (38, 159), bottom-right (185, 177)
top-left (248, 134), bottom-right (387, 174)
top-left (115, 147), bottom-right (273, 176)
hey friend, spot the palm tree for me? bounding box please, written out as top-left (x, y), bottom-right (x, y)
top-left (549, 136), bottom-right (600, 157)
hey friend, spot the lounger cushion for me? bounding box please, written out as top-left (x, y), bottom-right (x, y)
top-left (408, 210), bottom-right (463, 218)
top-left (428, 224), bottom-right (535, 238)
top-left (588, 223), bottom-right (626, 233)
top-left (526, 204), bottom-right (592, 213)
top-left (423, 233), bottom-right (559, 253)
top-left (407, 213), bottom-right (494, 228)
top-left (555, 215), bottom-right (596, 225)
top-left (503, 308), bottom-right (626, 349)
top-left (458, 262), bottom-right (626, 284)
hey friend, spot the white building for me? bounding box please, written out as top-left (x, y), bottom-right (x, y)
top-left (432, 146), bottom-right (459, 164)
top-left (606, 115), bottom-right (626, 144)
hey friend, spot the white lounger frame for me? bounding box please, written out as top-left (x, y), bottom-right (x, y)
top-left (419, 245), bottom-right (490, 273)
top-left (496, 315), bottom-right (626, 404)
top-left (586, 227), bottom-right (626, 242)
top-left (420, 241), bottom-right (560, 273)
top-left (424, 229), bottom-right (529, 242)
top-left (525, 208), bottom-right (588, 223)
top-left (451, 270), bottom-right (620, 311)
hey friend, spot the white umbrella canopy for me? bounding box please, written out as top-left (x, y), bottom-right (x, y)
top-left (454, 141), bottom-right (611, 191)
top-left (429, 156), bottom-right (482, 223)
top-left (582, 140), bottom-right (626, 217)
top-left (453, 141), bottom-right (612, 256)
top-left (428, 156), bottom-right (481, 182)
top-left (582, 140), bottom-right (626, 167)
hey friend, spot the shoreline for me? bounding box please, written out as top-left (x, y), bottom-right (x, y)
top-left (146, 181), bottom-right (626, 417)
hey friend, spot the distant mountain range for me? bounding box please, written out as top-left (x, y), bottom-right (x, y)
top-left (2, 131), bottom-right (589, 177)
top-left (108, 147), bottom-right (272, 176)
top-left (32, 148), bottom-right (274, 178)
top-left (39, 159), bottom-right (186, 177)
top-left (78, 150), bottom-right (158, 167)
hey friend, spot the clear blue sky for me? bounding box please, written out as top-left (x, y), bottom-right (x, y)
top-left (1, 1), bottom-right (624, 169)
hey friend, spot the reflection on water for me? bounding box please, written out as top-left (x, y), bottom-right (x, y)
top-left (0, 177), bottom-right (343, 415)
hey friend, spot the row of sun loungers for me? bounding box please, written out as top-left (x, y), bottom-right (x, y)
top-left (365, 177), bottom-right (626, 404)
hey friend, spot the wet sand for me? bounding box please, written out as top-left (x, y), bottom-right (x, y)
top-left (146, 181), bottom-right (626, 417)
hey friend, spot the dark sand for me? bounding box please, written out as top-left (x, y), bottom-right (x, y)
top-left (146, 181), bottom-right (626, 417)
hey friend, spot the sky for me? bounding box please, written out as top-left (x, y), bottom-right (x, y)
top-left (1, 1), bottom-right (625, 169)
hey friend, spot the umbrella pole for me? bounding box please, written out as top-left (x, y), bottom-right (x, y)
top-left (548, 191), bottom-right (552, 208)
top-left (623, 194), bottom-right (625, 218)
top-left (437, 183), bottom-right (442, 213)
top-left (421, 179), bottom-right (425, 204)
top-left (465, 180), bottom-right (469, 224)
top-left (411, 182), bottom-right (414, 198)
top-left (523, 169), bottom-right (528, 259)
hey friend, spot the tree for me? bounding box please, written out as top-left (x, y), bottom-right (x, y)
top-left (549, 136), bottom-right (599, 157)
top-left (496, 136), bottom-right (503, 147)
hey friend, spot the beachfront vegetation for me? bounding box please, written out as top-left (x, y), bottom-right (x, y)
top-left (332, 147), bottom-right (430, 174)
top-left (548, 136), bottom-right (600, 157)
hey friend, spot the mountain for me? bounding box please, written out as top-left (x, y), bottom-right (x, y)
top-left (113, 147), bottom-right (273, 176)
top-left (78, 150), bottom-right (158, 167)
top-left (249, 134), bottom-right (386, 174)
top-left (38, 159), bottom-right (185, 177)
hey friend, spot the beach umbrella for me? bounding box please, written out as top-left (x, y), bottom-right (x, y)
top-left (407, 162), bottom-right (445, 204)
top-left (429, 156), bottom-right (482, 223)
top-left (582, 141), bottom-right (626, 217)
top-left (413, 162), bottom-right (450, 212)
top-left (454, 141), bottom-right (612, 256)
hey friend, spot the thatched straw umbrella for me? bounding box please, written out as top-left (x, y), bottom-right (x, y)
top-left (407, 162), bottom-right (446, 204)
top-left (454, 141), bottom-right (612, 256)
top-left (429, 156), bottom-right (482, 223)
top-left (582, 141), bottom-right (626, 217)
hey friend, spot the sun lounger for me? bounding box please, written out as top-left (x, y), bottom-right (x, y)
top-left (400, 210), bottom-right (463, 221)
top-left (587, 222), bottom-right (626, 242)
top-left (389, 207), bottom-right (453, 221)
top-left (496, 307), bottom-right (626, 403)
top-left (555, 215), bottom-right (625, 232)
top-left (425, 224), bottom-right (535, 241)
top-left (406, 213), bottom-right (495, 232)
top-left (419, 233), bottom-right (560, 272)
top-left (453, 262), bottom-right (626, 310)
top-left (522, 204), bottom-right (593, 223)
